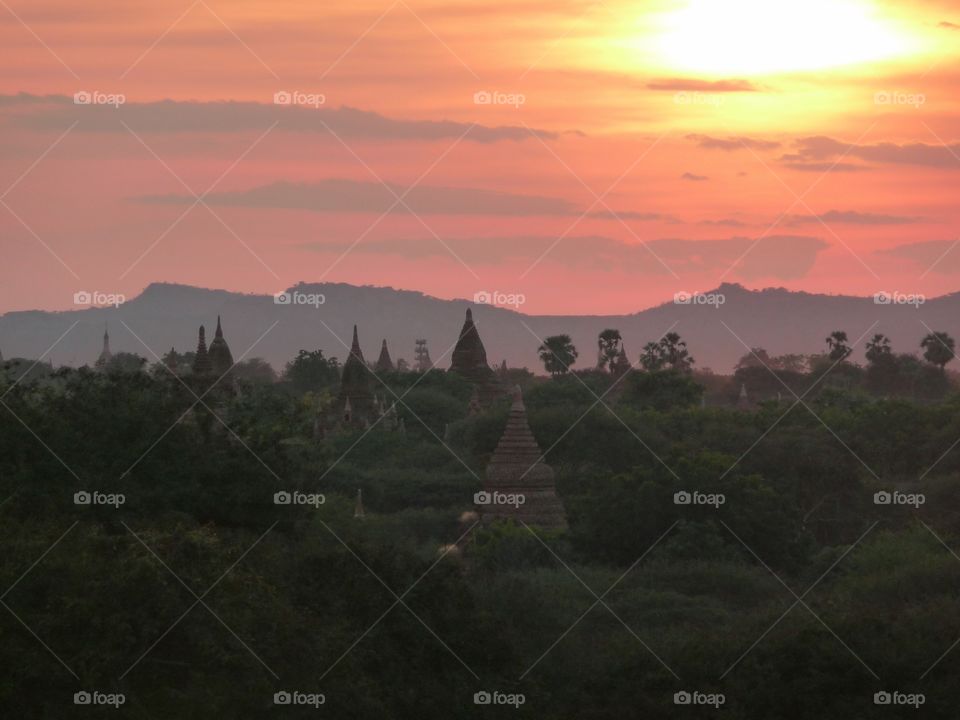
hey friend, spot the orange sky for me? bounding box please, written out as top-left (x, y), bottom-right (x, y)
top-left (2, 0), bottom-right (959, 314)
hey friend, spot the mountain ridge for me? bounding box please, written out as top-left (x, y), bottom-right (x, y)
top-left (2, 281), bottom-right (958, 373)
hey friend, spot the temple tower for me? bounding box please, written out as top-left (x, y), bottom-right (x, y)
top-left (192, 325), bottom-right (212, 377)
top-left (450, 308), bottom-right (501, 405)
top-left (336, 325), bottom-right (376, 426)
top-left (375, 339), bottom-right (395, 373)
top-left (478, 386), bottom-right (567, 530)
top-left (95, 324), bottom-right (112, 370)
top-left (208, 316), bottom-right (234, 376)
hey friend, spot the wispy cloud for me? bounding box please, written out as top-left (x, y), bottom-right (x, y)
top-left (686, 133), bottom-right (781, 151)
top-left (1, 93), bottom-right (562, 143)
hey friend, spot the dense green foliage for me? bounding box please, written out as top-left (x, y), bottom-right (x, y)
top-left (1, 353), bottom-right (960, 718)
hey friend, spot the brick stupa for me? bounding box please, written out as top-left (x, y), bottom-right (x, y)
top-left (479, 386), bottom-right (568, 530)
top-left (450, 307), bottom-right (501, 406)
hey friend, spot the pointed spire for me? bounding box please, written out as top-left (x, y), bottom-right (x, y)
top-left (95, 322), bottom-right (113, 369)
top-left (375, 339), bottom-right (395, 373)
top-left (208, 315), bottom-right (234, 376)
top-left (192, 325), bottom-right (212, 376)
top-left (481, 385), bottom-right (567, 530)
top-left (737, 383), bottom-right (750, 409)
top-left (338, 324), bottom-right (375, 426)
top-left (354, 488), bottom-right (365, 518)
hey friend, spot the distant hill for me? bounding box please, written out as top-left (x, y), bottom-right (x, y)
top-left (1, 282), bottom-right (958, 373)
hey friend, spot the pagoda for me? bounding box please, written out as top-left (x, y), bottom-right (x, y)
top-left (192, 325), bottom-right (212, 377)
top-left (208, 316), bottom-right (234, 376)
top-left (94, 324), bottom-right (112, 370)
top-left (336, 325), bottom-right (376, 426)
top-left (450, 308), bottom-right (501, 406)
top-left (478, 386), bottom-right (567, 530)
top-left (375, 339), bottom-right (395, 373)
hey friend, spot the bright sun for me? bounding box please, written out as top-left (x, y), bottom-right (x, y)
top-left (654, 0), bottom-right (913, 75)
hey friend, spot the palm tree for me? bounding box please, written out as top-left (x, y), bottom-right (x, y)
top-left (825, 330), bottom-right (851, 362)
top-left (660, 332), bottom-right (694, 371)
top-left (596, 328), bottom-right (622, 373)
top-left (538, 335), bottom-right (578, 377)
top-left (864, 333), bottom-right (892, 364)
top-left (639, 341), bottom-right (664, 371)
top-left (921, 331), bottom-right (955, 372)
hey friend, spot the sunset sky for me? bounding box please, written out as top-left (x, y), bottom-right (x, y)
top-left (2, 0), bottom-right (959, 314)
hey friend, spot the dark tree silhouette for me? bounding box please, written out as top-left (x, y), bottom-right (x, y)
top-left (921, 331), bottom-right (955, 372)
top-left (538, 335), bottom-right (578, 377)
top-left (596, 328), bottom-right (623, 373)
top-left (825, 330), bottom-right (851, 362)
top-left (865, 334), bottom-right (892, 365)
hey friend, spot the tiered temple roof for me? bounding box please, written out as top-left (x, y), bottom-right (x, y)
top-left (192, 325), bottom-right (212, 376)
top-left (208, 316), bottom-right (234, 376)
top-left (336, 325), bottom-right (376, 425)
top-left (375, 339), bottom-right (394, 373)
top-left (450, 308), bottom-right (502, 405)
top-left (95, 325), bottom-right (112, 370)
top-left (479, 386), bottom-right (567, 530)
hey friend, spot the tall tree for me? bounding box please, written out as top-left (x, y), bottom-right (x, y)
top-left (639, 341), bottom-right (664, 372)
top-left (538, 335), bottom-right (578, 377)
top-left (596, 329), bottom-right (623, 373)
top-left (825, 330), bottom-right (851, 362)
top-left (865, 334), bottom-right (892, 365)
top-left (659, 332), bottom-right (694, 371)
top-left (921, 331), bottom-right (955, 372)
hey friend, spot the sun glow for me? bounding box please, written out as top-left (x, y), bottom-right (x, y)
top-left (654, 0), bottom-right (914, 75)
